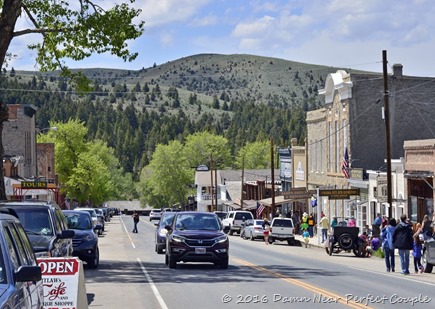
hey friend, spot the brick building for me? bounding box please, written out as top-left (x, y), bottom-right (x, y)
top-left (307, 65), bottom-right (435, 226)
top-left (404, 139), bottom-right (435, 223)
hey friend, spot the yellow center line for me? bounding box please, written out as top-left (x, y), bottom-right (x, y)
top-left (233, 258), bottom-right (373, 309)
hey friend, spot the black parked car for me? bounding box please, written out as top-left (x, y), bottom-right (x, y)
top-left (0, 213), bottom-right (44, 308)
top-left (0, 200), bottom-right (75, 257)
top-left (165, 211), bottom-right (229, 269)
top-left (63, 210), bottom-right (100, 269)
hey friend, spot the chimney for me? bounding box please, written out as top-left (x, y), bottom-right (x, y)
top-left (393, 64), bottom-right (403, 79)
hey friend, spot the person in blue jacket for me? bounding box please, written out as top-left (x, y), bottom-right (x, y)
top-left (381, 218), bottom-right (397, 272)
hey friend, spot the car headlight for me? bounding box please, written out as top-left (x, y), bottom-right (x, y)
top-left (158, 228), bottom-right (168, 236)
top-left (172, 234), bottom-right (185, 243)
top-left (215, 235), bottom-right (228, 243)
top-left (84, 234), bottom-right (95, 242)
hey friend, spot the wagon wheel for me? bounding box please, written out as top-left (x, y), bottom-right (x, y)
top-left (338, 233), bottom-right (353, 250)
top-left (328, 242), bottom-right (333, 256)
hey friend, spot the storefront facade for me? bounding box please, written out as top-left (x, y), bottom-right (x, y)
top-left (404, 139), bottom-right (435, 223)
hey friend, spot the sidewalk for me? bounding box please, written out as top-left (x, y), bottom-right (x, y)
top-left (294, 233), bottom-right (325, 249)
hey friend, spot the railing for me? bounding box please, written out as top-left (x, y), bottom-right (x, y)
top-left (200, 194), bottom-right (221, 200)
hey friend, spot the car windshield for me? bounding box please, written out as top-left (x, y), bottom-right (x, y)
top-left (175, 213), bottom-right (220, 231)
top-left (64, 213), bottom-right (93, 230)
top-left (161, 213), bottom-right (175, 226)
top-left (274, 219), bottom-right (293, 228)
top-left (77, 209), bottom-right (97, 218)
top-left (12, 207), bottom-right (53, 236)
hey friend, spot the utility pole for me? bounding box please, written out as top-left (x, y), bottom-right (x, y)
top-left (215, 165), bottom-right (218, 211)
top-left (271, 139), bottom-right (276, 218)
top-left (210, 154), bottom-right (214, 212)
top-left (383, 50), bottom-right (393, 218)
top-left (240, 156), bottom-right (244, 210)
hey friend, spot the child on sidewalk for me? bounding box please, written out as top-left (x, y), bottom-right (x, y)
top-left (412, 234), bottom-right (424, 273)
top-left (302, 229), bottom-right (310, 248)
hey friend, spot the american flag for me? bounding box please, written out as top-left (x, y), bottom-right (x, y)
top-left (341, 147), bottom-right (350, 179)
top-left (256, 202), bottom-right (265, 219)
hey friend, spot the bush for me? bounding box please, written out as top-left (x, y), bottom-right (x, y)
top-left (372, 248), bottom-right (384, 258)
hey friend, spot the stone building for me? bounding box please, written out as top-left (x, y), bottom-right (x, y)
top-left (307, 65), bottom-right (435, 227)
top-left (3, 104), bottom-right (37, 179)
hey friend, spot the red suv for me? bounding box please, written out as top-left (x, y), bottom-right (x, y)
top-left (165, 212), bottom-right (229, 269)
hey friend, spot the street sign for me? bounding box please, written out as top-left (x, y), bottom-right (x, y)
top-left (318, 189), bottom-right (360, 200)
top-left (283, 188), bottom-right (316, 200)
top-left (377, 176), bottom-right (388, 203)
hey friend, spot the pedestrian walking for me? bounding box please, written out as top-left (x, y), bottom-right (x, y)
top-left (412, 234), bottom-right (424, 273)
top-left (331, 217), bottom-right (338, 230)
top-left (320, 215), bottom-right (329, 243)
top-left (421, 215), bottom-right (432, 240)
top-left (393, 214), bottom-right (414, 275)
top-left (308, 213), bottom-right (315, 238)
top-left (132, 211), bottom-right (139, 233)
top-left (262, 218), bottom-right (271, 245)
top-left (381, 218), bottom-right (396, 272)
top-left (302, 229), bottom-right (310, 248)
top-left (301, 212), bottom-right (309, 234)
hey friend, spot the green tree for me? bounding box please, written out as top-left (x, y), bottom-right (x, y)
top-left (0, 0), bottom-right (144, 199)
top-left (235, 140), bottom-right (270, 169)
top-left (183, 132), bottom-right (231, 169)
top-left (65, 151), bottom-right (113, 205)
top-left (142, 141), bottom-right (192, 207)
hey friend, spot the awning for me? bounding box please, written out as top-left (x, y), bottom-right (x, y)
top-left (404, 171), bottom-right (434, 178)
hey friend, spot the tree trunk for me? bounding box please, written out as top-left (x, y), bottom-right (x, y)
top-left (0, 0), bottom-right (23, 199)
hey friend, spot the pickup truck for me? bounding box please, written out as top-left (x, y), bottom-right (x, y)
top-left (269, 217), bottom-right (295, 245)
top-left (222, 211), bottom-right (254, 235)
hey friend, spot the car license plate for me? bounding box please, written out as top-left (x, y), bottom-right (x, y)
top-left (195, 248), bottom-right (206, 254)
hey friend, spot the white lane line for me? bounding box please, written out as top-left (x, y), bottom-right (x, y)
top-left (137, 258), bottom-right (169, 309)
top-left (119, 216), bottom-right (136, 248)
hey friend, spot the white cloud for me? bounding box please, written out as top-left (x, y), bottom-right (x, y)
top-left (137, 0), bottom-right (210, 28)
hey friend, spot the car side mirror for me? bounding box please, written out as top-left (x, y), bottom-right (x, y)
top-left (59, 230), bottom-right (75, 239)
top-left (165, 225), bottom-right (172, 231)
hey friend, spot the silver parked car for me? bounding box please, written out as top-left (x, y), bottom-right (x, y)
top-left (242, 219), bottom-right (265, 240)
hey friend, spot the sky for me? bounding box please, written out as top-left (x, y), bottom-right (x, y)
top-left (7, 0), bottom-right (435, 77)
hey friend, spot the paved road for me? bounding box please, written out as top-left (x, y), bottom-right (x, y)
top-left (84, 215), bottom-right (435, 309)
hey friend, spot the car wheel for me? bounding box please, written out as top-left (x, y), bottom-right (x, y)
top-left (423, 250), bottom-right (433, 273)
top-left (250, 232), bottom-right (255, 241)
top-left (87, 247), bottom-right (99, 269)
top-left (157, 246), bottom-right (164, 254)
top-left (229, 226), bottom-right (234, 236)
top-left (268, 237), bottom-right (274, 244)
top-left (287, 238), bottom-right (295, 246)
top-left (168, 254), bottom-right (177, 269)
top-left (338, 233), bottom-right (353, 250)
top-left (98, 229), bottom-right (103, 236)
top-left (165, 253), bottom-right (169, 266)
top-left (220, 257), bottom-right (229, 269)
